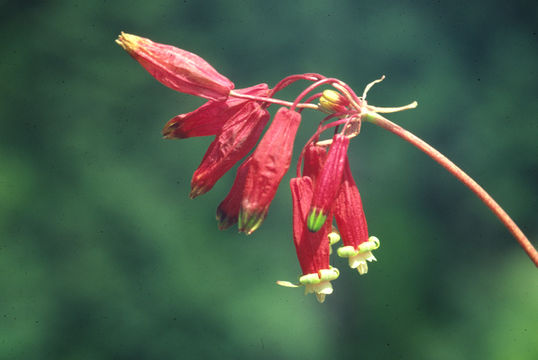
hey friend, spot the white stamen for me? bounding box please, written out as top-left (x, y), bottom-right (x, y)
top-left (348, 251), bottom-right (377, 275)
top-left (305, 281), bottom-right (334, 303)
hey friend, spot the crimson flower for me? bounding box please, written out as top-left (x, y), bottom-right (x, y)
top-left (307, 133), bottom-right (350, 232)
top-left (302, 144), bottom-right (342, 253)
top-left (290, 177), bottom-right (339, 303)
top-left (116, 32), bottom-right (234, 101)
top-left (334, 156), bottom-right (380, 274)
top-left (239, 107), bottom-right (301, 234)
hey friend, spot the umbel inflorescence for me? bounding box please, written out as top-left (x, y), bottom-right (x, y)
top-left (116, 32), bottom-right (537, 302)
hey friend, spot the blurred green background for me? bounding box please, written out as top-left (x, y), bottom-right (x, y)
top-left (1, 0), bottom-right (537, 359)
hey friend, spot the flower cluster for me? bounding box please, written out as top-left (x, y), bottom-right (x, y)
top-left (117, 32), bottom-right (418, 302)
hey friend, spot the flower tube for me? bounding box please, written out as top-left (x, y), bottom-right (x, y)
top-left (290, 176), bottom-right (339, 303)
top-left (307, 134), bottom-right (350, 232)
top-left (334, 156), bottom-right (380, 274)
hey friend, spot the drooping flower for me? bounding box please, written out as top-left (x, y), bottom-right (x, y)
top-left (302, 144), bottom-right (340, 253)
top-left (116, 32), bottom-right (234, 101)
top-left (190, 101), bottom-right (270, 198)
top-left (334, 156), bottom-right (380, 274)
top-left (238, 107), bottom-right (302, 234)
top-left (307, 133), bottom-right (350, 232)
top-left (290, 176), bottom-right (339, 303)
top-left (216, 157), bottom-right (251, 230)
top-left (162, 84), bottom-right (270, 139)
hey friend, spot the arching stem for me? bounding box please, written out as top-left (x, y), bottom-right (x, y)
top-left (269, 73), bottom-right (325, 97)
top-left (229, 90), bottom-right (318, 110)
top-left (363, 111), bottom-right (538, 267)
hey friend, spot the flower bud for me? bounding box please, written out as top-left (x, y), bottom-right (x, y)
top-left (318, 89), bottom-right (350, 114)
top-left (116, 32), bottom-right (234, 101)
top-left (239, 108), bottom-right (301, 234)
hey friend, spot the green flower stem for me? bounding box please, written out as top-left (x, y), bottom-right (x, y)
top-left (363, 111), bottom-right (538, 267)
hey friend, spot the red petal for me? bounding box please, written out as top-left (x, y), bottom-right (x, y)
top-left (334, 156), bottom-right (369, 248)
top-left (216, 157), bottom-right (252, 230)
top-left (190, 102), bottom-right (269, 197)
top-left (239, 107), bottom-right (301, 234)
top-left (302, 143), bottom-right (327, 184)
top-left (291, 177), bottom-right (331, 275)
top-left (162, 101), bottom-right (230, 139)
top-left (162, 84), bottom-right (270, 139)
top-left (307, 134), bottom-right (350, 232)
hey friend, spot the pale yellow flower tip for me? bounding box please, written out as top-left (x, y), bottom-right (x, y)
top-left (115, 32), bottom-right (142, 52)
top-left (299, 267), bottom-right (339, 303)
top-left (358, 236), bottom-right (380, 253)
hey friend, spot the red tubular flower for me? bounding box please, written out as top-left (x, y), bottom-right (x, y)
top-left (238, 107), bottom-right (301, 234)
top-left (163, 84), bottom-right (270, 139)
top-left (302, 144), bottom-right (341, 255)
top-left (190, 101), bottom-right (270, 198)
top-left (290, 177), bottom-right (339, 303)
top-left (334, 156), bottom-right (380, 274)
top-left (291, 177), bottom-right (330, 274)
top-left (116, 32), bottom-right (234, 101)
top-left (307, 134), bottom-right (350, 232)
top-left (334, 156), bottom-right (368, 247)
top-left (216, 157), bottom-right (251, 230)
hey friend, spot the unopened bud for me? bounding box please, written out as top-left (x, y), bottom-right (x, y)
top-left (319, 89), bottom-right (350, 113)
